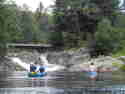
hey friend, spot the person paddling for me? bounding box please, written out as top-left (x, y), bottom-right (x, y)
top-left (39, 63), bottom-right (46, 73)
top-left (37, 63), bottom-right (47, 76)
top-left (89, 62), bottom-right (98, 80)
top-left (30, 63), bottom-right (37, 74)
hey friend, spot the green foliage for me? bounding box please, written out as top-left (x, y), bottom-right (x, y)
top-left (0, 3), bottom-right (25, 43)
top-left (0, 1), bottom-right (40, 56)
top-left (112, 62), bottom-right (121, 67)
top-left (0, 0), bottom-right (123, 57)
top-left (53, 0), bottom-right (120, 55)
top-left (112, 62), bottom-right (125, 71)
top-left (113, 48), bottom-right (125, 57)
top-left (0, 1), bottom-right (14, 56)
top-left (120, 65), bottom-right (125, 71)
top-left (115, 14), bottom-right (125, 28)
top-left (95, 15), bottom-right (125, 56)
top-left (5, 5), bottom-right (24, 42)
top-left (19, 10), bottom-right (37, 41)
top-left (63, 32), bottom-right (87, 49)
top-left (95, 19), bottom-right (122, 55)
top-left (54, 0), bottom-right (120, 32)
top-left (49, 32), bottom-right (64, 47)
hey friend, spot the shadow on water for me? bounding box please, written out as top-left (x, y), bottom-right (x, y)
top-left (0, 71), bottom-right (125, 94)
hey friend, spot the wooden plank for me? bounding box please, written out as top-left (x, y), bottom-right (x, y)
top-left (6, 43), bottom-right (52, 48)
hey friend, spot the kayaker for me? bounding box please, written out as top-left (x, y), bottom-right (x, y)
top-left (39, 63), bottom-right (45, 73)
top-left (37, 63), bottom-right (47, 76)
top-left (39, 66), bottom-right (45, 73)
top-left (89, 62), bottom-right (98, 80)
top-left (30, 62), bottom-right (37, 73)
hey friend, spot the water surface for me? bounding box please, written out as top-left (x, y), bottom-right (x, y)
top-left (0, 71), bottom-right (124, 94)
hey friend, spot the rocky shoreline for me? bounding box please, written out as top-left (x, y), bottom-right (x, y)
top-left (6, 48), bottom-right (125, 72)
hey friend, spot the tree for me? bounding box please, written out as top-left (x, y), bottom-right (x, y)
top-left (49, 31), bottom-right (64, 48)
top-left (53, 0), bottom-right (120, 56)
top-left (35, 2), bottom-right (44, 21)
top-left (34, 2), bottom-right (54, 43)
top-left (18, 4), bottom-right (38, 42)
top-left (0, 0), bottom-right (21, 56)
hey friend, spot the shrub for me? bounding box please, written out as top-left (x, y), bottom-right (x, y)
top-left (95, 19), bottom-right (123, 55)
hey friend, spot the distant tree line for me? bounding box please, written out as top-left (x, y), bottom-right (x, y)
top-left (0, 0), bottom-right (125, 57)
top-left (53, 0), bottom-right (125, 57)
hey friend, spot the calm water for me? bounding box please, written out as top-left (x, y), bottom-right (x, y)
top-left (0, 71), bottom-right (125, 94)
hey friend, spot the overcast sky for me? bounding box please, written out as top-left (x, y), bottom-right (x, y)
top-left (13, 0), bottom-right (55, 11)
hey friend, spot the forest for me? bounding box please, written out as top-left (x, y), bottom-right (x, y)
top-left (0, 0), bottom-right (125, 57)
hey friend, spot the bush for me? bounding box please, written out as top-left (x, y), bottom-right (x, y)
top-left (95, 19), bottom-right (124, 55)
top-left (120, 65), bottom-right (125, 71)
top-left (112, 62), bottom-right (121, 67)
top-left (112, 62), bottom-right (125, 71)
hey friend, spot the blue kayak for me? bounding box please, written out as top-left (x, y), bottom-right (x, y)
top-left (87, 71), bottom-right (97, 78)
top-left (28, 72), bottom-right (47, 77)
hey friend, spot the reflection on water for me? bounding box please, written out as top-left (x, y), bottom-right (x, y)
top-left (0, 71), bottom-right (125, 94)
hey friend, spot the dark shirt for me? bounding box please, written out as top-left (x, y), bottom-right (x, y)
top-left (30, 65), bottom-right (37, 72)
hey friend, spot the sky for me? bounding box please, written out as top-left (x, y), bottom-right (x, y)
top-left (13, 0), bottom-right (55, 11)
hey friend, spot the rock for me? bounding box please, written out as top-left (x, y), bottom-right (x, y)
top-left (47, 49), bottom-right (90, 67)
top-left (6, 48), bottom-right (125, 72)
top-left (68, 56), bottom-right (125, 72)
top-left (68, 63), bottom-right (89, 72)
top-left (0, 57), bottom-right (20, 71)
top-left (47, 51), bottom-right (72, 66)
top-left (117, 56), bottom-right (125, 63)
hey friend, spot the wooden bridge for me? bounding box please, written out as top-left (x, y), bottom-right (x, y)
top-left (6, 43), bottom-right (53, 52)
top-left (7, 43), bottom-right (52, 48)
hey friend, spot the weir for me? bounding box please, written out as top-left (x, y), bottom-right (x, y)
top-left (0, 43), bottom-right (65, 72)
top-left (6, 43), bottom-right (53, 52)
top-left (9, 54), bottom-right (65, 72)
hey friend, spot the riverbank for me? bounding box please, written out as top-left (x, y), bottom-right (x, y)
top-left (6, 48), bottom-right (125, 72)
top-left (46, 48), bottom-right (124, 72)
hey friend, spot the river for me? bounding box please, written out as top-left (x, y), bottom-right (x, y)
top-left (0, 70), bottom-right (124, 94)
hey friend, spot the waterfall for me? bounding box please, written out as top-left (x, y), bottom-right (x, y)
top-left (40, 54), bottom-right (49, 65)
top-left (40, 54), bottom-right (65, 72)
top-left (10, 57), bottom-right (29, 71)
top-left (9, 54), bottom-right (65, 72)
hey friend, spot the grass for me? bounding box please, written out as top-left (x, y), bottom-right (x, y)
top-left (112, 47), bottom-right (125, 71)
top-left (112, 62), bottom-right (125, 71)
top-left (112, 48), bottom-right (125, 58)
top-left (112, 62), bottom-right (121, 67)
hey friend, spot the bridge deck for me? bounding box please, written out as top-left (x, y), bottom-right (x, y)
top-left (6, 43), bottom-right (52, 48)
